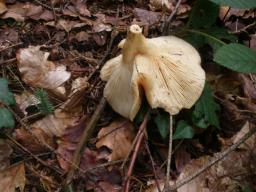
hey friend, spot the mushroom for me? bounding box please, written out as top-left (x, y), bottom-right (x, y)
top-left (100, 24), bottom-right (205, 120)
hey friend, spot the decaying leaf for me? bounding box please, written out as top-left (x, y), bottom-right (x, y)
top-left (0, 139), bottom-right (13, 171)
top-left (17, 46), bottom-right (71, 91)
top-left (1, 2), bottom-right (54, 21)
top-left (62, 76), bottom-right (89, 111)
top-left (0, 163), bottom-right (25, 192)
top-left (46, 19), bottom-right (87, 32)
top-left (96, 119), bottom-right (134, 161)
top-left (15, 91), bottom-right (40, 115)
top-left (0, 0), bottom-right (7, 15)
top-left (147, 122), bottom-right (256, 192)
top-left (15, 109), bottom-right (79, 153)
top-left (134, 8), bottom-right (161, 26)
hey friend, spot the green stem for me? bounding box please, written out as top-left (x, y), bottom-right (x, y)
top-left (186, 29), bottom-right (226, 46)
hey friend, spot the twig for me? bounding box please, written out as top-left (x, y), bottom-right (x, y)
top-left (170, 126), bottom-right (256, 191)
top-left (163, 115), bottom-right (174, 192)
top-left (231, 21), bottom-right (256, 34)
top-left (123, 113), bottom-right (149, 192)
top-left (162, 0), bottom-right (182, 35)
top-left (0, 42), bottom-right (23, 53)
top-left (0, 58), bottom-right (16, 66)
top-left (6, 134), bottom-right (63, 175)
top-left (64, 98), bottom-right (107, 186)
top-left (144, 140), bottom-right (161, 192)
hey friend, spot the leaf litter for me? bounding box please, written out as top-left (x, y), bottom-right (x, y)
top-left (0, 0), bottom-right (255, 191)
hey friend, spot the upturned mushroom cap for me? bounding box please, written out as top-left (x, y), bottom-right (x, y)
top-left (101, 24), bottom-right (205, 120)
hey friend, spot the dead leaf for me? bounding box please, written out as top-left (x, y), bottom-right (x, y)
top-left (0, 139), bottom-right (13, 171)
top-left (31, 109), bottom-right (80, 137)
top-left (175, 144), bottom-right (191, 173)
top-left (0, 28), bottom-right (19, 44)
top-left (96, 119), bottom-right (134, 161)
top-left (134, 8), bottom-right (161, 25)
top-left (74, 31), bottom-right (90, 42)
top-left (147, 122), bottom-right (256, 192)
top-left (61, 76), bottom-right (89, 111)
top-left (73, 0), bottom-right (91, 17)
top-left (0, 0), bottom-right (7, 15)
top-left (14, 127), bottom-right (55, 153)
top-left (239, 74), bottom-right (256, 100)
top-left (93, 33), bottom-right (107, 46)
top-left (93, 13), bottom-right (112, 33)
top-left (46, 19), bottom-right (87, 32)
top-left (16, 46), bottom-right (71, 90)
top-left (149, 0), bottom-right (173, 11)
top-left (0, 163), bottom-right (25, 192)
top-left (15, 91), bottom-right (40, 116)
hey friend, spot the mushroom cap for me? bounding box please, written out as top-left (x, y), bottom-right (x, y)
top-left (101, 25), bottom-right (205, 120)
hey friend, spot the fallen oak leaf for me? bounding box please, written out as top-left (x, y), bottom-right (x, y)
top-left (96, 118), bottom-right (135, 161)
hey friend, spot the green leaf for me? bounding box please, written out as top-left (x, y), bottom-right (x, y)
top-left (186, 27), bottom-right (236, 52)
top-left (194, 84), bottom-right (220, 128)
top-left (189, 0), bottom-right (219, 29)
top-left (214, 43), bottom-right (256, 73)
top-left (0, 108), bottom-right (15, 129)
top-left (242, 185), bottom-right (253, 192)
top-left (0, 78), bottom-right (15, 105)
top-left (173, 121), bottom-right (195, 140)
top-left (154, 110), bottom-right (170, 140)
top-left (35, 89), bottom-right (54, 115)
top-left (209, 0), bottom-right (256, 9)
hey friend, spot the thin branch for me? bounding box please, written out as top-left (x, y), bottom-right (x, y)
top-left (64, 98), bottom-right (107, 186)
top-left (162, 0), bottom-right (182, 35)
top-left (163, 115), bottom-right (174, 192)
top-left (170, 126), bottom-right (256, 191)
top-left (144, 140), bottom-right (161, 192)
top-left (123, 113), bottom-right (149, 192)
top-left (6, 134), bottom-right (63, 175)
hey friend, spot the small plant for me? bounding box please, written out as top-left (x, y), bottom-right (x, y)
top-left (35, 89), bottom-right (54, 115)
top-left (0, 78), bottom-right (15, 129)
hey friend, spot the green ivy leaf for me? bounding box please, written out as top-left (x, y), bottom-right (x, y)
top-left (0, 78), bottom-right (15, 105)
top-left (0, 108), bottom-right (15, 129)
top-left (154, 110), bottom-right (170, 140)
top-left (189, 0), bottom-right (219, 29)
top-left (173, 120), bottom-right (195, 140)
top-left (209, 0), bottom-right (256, 9)
top-left (194, 84), bottom-right (220, 128)
top-left (214, 43), bottom-right (256, 73)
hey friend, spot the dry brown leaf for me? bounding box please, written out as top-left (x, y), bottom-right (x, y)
top-left (0, 139), bottom-right (13, 171)
top-left (61, 76), bottom-right (89, 111)
top-left (0, 0), bottom-right (7, 15)
top-left (96, 119), bottom-right (134, 161)
top-left (46, 19), bottom-right (87, 32)
top-left (134, 8), bottom-right (161, 25)
top-left (73, 0), bottom-right (91, 17)
top-left (93, 13), bottom-right (112, 33)
top-left (1, 2), bottom-right (53, 21)
top-left (16, 46), bottom-right (71, 90)
top-left (31, 109), bottom-right (80, 137)
top-left (14, 91), bottom-right (40, 116)
top-left (149, 0), bottom-right (173, 11)
top-left (147, 122), bottom-right (256, 192)
top-left (0, 163), bottom-right (25, 192)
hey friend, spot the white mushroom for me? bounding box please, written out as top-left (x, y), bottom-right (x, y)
top-left (101, 24), bottom-right (205, 120)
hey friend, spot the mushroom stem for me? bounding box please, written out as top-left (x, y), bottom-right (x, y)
top-left (122, 25), bottom-right (149, 65)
